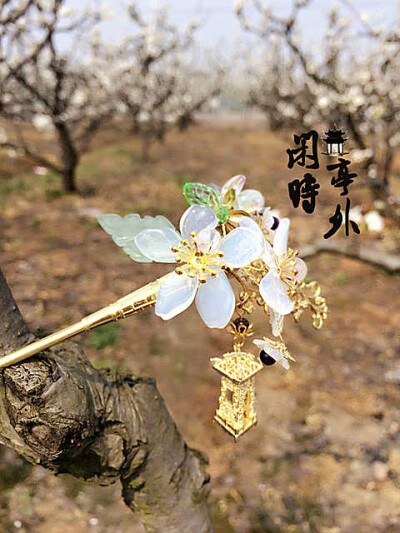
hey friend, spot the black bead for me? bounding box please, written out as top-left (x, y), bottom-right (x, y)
top-left (260, 350), bottom-right (276, 366)
top-left (271, 217), bottom-right (279, 231)
top-left (233, 317), bottom-right (249, 329)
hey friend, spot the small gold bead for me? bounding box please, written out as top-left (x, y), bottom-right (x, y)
top-left (217, 250), bottom-right (224, 258)
top-left (209, 271), bottom-right (217, 277)
top-left (175, 267), bottom-right (183, 275)
top-left (199, 276), bottom-right (207, 283)
top-left (190, 231), bottom-right (197, 238)
top-left (171, 246), bottom-right (179, 253)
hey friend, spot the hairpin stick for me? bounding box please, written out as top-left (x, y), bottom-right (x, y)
top-left (0, 273), bottom-right (171, 369)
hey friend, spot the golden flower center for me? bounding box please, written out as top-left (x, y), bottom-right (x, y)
top-left (171, 232), bottom-right (224, 283)
top-left (276, 248), bottom-right (298, 289)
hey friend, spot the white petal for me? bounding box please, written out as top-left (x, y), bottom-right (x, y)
top-left (279, 358), bottom-right (290, 370)
top-left (221, 174), bottom-right (246, 198)
top-left (196, 228), bottom-right (221, 254)
top-left (155, 272), bottom-right (198, 320)
top-left (253, 338), bottom-right (282, 360)
top-left (270, 309), bottom-right (284, 337)
top-left (365, 211), bottom-right (383, 232)
top-left (180, 205), bottom-right (218, 239)
top-left (238, 216), bottom-right (263, 237)
top-left (295, 257), bottom-right (307, 282)
top-left (273, 217), bottom-right (290, 257)
top-left (253, 339), bottom-right (267, 350)
top-left (261, 240), bottom-right (276, 270)
top-left (262, 207), bottom-right (281, 230)
top-left (220, 227), bottom-right (263, 268)
top-left (259, 270), bottom-right (294, 315)
top-left (262, 207), bottom-right (275, 230)
top-left (135, 228), bottom-right (181, 263)
top-left (195, 270), bottom-right (235, 328)
top-left (237, 189), bottom-right (265, 212)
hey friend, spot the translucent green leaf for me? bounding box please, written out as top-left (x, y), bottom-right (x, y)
top-left (183, 182), bottom-right (229, 223)
top-left (97, 213), bottom-right (177, 262)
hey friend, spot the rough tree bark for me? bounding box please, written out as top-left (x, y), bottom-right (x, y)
top-left (0, 267), bottom-right (213, 532)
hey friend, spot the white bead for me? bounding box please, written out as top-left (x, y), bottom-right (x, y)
top-left (270, 309), bottom-right (284, 337)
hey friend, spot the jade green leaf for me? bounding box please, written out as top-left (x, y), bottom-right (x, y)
top-left (97, 213), bottom-right (177, 262)
top-left (183, 182), bottom-right (229, 223)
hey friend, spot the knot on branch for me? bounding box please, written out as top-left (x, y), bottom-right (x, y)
top-left (1, 341), bottom-right (152, 486)
top-left (3, 342), bottom-right (103, 465)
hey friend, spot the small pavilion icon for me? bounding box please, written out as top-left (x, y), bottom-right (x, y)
top-left (211, 351), bottom-right (263, 439)
top-left (322, 125), bottom-right (348, 156)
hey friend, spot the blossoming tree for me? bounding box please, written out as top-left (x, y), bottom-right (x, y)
top-left (0, 0), bottom-right (57, 86)
top-left (112, 3), bottom-right (224, 160)
top-left (0, 0), bottom-right (114, 192)
top-left (236, 0), bottom-right (400, 225)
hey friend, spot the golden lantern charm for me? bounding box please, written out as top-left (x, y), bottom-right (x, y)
top-left (211, 351), bottom-right (263, 439)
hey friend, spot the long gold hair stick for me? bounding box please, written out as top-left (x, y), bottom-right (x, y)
top-left (0, 274), bottom-right (171, 369)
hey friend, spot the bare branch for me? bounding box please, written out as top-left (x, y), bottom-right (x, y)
top-left (300, 239), bottom-right (400, 274)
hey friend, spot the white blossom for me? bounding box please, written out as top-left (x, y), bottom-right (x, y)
top-left (32, 114), bottom-right (52, 131)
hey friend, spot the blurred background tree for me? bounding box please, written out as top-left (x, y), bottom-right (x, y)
top-left (237, 0), bottom-right (400, 225)
top-left (111, 3), bottom-right (224, 160)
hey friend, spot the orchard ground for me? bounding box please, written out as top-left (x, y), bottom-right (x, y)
top-left (1, 120), bottom-right (400, 533)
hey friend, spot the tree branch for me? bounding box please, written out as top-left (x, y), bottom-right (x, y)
top-left (299, 239), bottom-right (400, 274)
top-left (0, 141), bottom-right (63, 174)
top-left (0, 267), bottom-right (213, 532)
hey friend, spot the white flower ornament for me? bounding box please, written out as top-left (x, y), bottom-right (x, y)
top-left (220, 174), bottom-right (265, 213)
top-left (100, 204), bottom-right (264, 329)
top-left (97, 177), bottom-right (326, 364)
top-left (259, 217), bottom-right (307, 336)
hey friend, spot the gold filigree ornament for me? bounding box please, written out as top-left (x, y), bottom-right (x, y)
top-left (0, 177), bottom-right (328, 440)
top-left (291, 281), bottom-right (328, 329)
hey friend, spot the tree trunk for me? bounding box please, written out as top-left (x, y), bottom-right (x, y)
top-left (0, 267), bottom-right (213, 532)
top-left (140, 133), bottom-right (153, 163)
top-left (61, 166), bottom-right (78, 193)
top-left (55, 122), bottom-right (79, 193)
